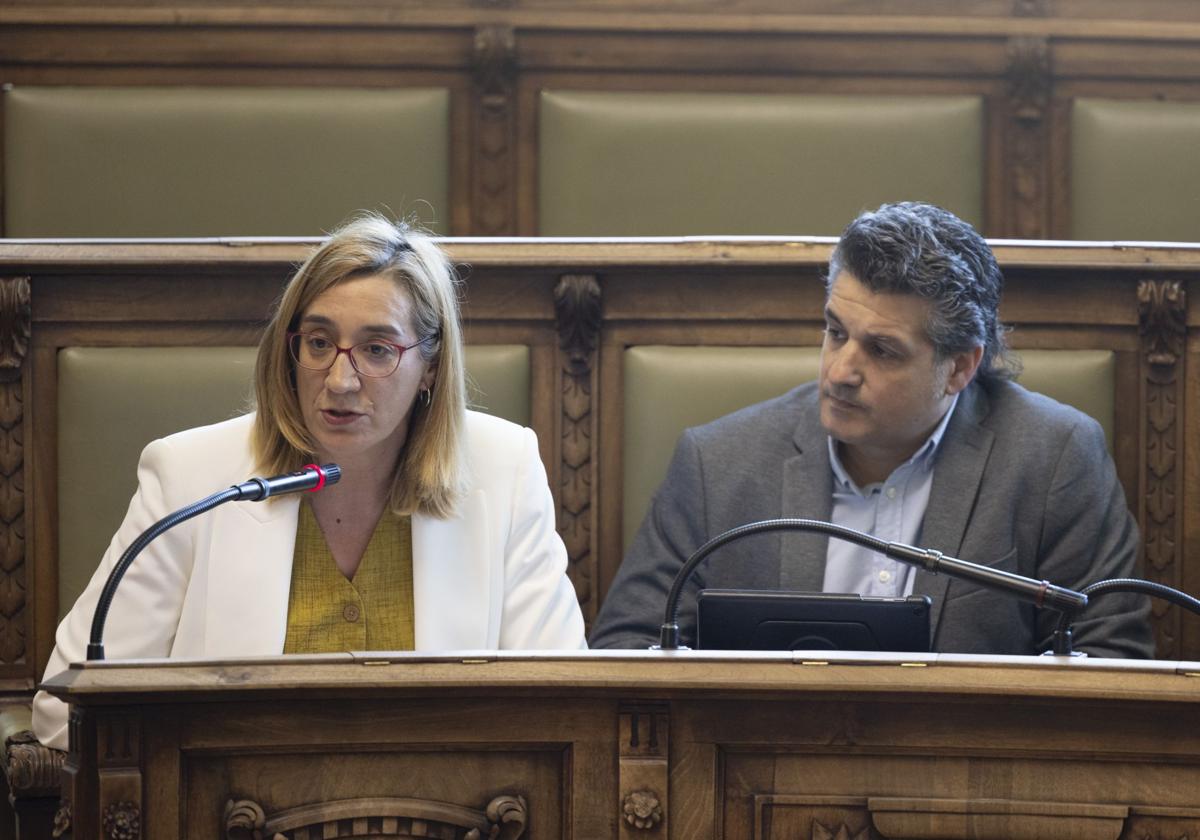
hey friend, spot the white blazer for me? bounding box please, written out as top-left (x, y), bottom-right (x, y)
top-left (34, 411), bottom-right (586, 749)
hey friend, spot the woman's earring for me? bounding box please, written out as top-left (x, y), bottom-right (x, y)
top-left (419, 387), bottom-right (432, 408)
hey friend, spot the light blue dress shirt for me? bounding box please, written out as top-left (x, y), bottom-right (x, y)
top-left (821, 394), bottom-right (960, 597)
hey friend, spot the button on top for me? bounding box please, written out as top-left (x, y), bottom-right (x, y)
top-left (885, 487), bottom-right (897, 499)
top-left (878, 570), bottom-right (892, 583)
top-left (343, 603), bottom-right (361, 622)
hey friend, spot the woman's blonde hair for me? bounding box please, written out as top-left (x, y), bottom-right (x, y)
top-left (253, 213), bottom-right (467, 518)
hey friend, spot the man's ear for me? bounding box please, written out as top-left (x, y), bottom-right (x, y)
top-left (945, 345), bottom-right (985, 395)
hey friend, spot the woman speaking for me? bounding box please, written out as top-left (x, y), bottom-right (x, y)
top-left (34, 215), bottom-right (586, 749)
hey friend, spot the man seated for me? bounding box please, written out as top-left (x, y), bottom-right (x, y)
top-left (590, 201), bottom-right (1154, 658)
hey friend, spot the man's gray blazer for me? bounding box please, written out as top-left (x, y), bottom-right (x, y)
top-left (590, 378), bottom-right (1155, 658)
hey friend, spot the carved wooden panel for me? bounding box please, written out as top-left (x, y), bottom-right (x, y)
top-left (225, 793), bottom-right (528, 840)
top-left (1004, 36), bottom-right (1051, 239)
top-left (471, 25), bottom-right (518, 236)
top-left (1137, 279), bottom-right (1186, 659)
top-left (753, 795), bottom-right (877, 840)
top-left (555, 274), bottom-right (602, 620)
top-left (0, 276), bottom-right (30, 666)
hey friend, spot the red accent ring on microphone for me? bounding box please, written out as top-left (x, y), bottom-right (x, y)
top-left (303, 463), bottom-right (327, 493)
top-left (1035, 580), bottom-right (1049, 608)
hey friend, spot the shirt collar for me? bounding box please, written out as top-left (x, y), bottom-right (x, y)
top-left (828, 392), bottom-right (961, 492)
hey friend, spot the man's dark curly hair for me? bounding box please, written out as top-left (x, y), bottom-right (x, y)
top-left (827, 201), bottom-right (1016, 384)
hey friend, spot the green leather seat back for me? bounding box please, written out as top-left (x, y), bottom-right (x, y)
top-left (1071, 98), bottom-right (1200, 241)
top-left (56, 344), bottom-right (530, 618)
top-left (538, 92), bottom-right (984, 235)
top-left (4, 87), bottom-right (450, 236)
top-left (622, 346), bottom-right (1115, 548)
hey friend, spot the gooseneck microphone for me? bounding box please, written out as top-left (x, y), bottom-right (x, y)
top-left (657, 518), bottom-right (1088, 650)
top-left (86, 463), bottom-right (341, 661)
top-left (1050, 577), bottom-right (1200, 655)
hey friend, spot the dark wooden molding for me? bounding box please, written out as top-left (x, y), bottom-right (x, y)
top-left (0, 276), bottom-right (30, 667)
top-left (554, 274), bottom-right (602, 620)
top-left (1004, 36), bottom-right (1051, 238)
top-left (1137, 278), bottom-right (1186, 660)
top-left (471, 24), bottom-right (519, 236)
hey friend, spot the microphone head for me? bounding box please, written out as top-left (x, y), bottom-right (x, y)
top-left (319, 463), bottom-right (342, 486)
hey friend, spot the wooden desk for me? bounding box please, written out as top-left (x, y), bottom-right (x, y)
top-left (42, 651), bottom-right (1200, 839)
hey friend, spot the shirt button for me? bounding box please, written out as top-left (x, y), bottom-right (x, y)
top-left (343, 603), bottom-right (361, 622)
top-left (878, 570), bottom-right (892, 583)
top-left (886, 487), bottom-right (897, 499)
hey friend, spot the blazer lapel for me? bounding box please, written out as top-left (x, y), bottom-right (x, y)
top-left (913, 384), bottom-right (994, 637)
top-left (203, 495), bottom-right (300, 657)
top-left (412, 490), bottom-right (493, 650)
top-left (780, 399), bottom-right (834, 592)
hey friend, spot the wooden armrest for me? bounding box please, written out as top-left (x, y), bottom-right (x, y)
top-left (0, 705), bottom-right (63, 799)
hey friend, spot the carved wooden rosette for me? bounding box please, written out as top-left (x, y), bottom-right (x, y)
top-left (1137, 279), bottom-right (1186, 658)
top-left (224, 794), bottom-right (528, 839)
top-left (471, 25), bottom-right (518, 235)
top-left (619, 704), bottom-right (668, 839)
top-left (0, 276), bottom-right (30, 665)
top-left (1004, 37), bottom-right (1051, 239)
top-left (554, 274), bottom-right (602, 617)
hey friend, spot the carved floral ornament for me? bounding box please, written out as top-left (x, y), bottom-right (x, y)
top-left (0, 276), bottom-right (31, 383)
top-left (102, 800), bottom-right (140, 840)
top-left (1137, 279), bottom-right (1186, 368)
top-left (622, 789), bottom-right (663, 830)
top-left (52, 800), bottom-right (72, 839)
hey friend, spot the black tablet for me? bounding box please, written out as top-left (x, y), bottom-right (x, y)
top-left (696, 590), bottom-right (932, 652)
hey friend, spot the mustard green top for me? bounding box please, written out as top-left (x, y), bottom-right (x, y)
top-left (282, 499), bottom-right (415, 653)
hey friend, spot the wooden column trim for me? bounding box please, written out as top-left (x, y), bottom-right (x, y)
top-left (618, 703), bottom-right (668, 839)
top-left (1003, 36), bottom-right (1052, 239)
top-left (471, 24), bottom-right (519, 236)
top-left (0, 275), bottom-right (30, 668)
top-left (97, 713), bottom-right (143, 840)
top-left (554, 274), bottom-right (602, 623)
top-left (1137, 278), bottom-right (1186, 659)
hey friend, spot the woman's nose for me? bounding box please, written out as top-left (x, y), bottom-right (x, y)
top-left (324, 351), bottom-right (362, 392)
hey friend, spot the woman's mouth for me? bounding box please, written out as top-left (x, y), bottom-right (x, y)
top-left (320, 408), bottom-right (364, 426)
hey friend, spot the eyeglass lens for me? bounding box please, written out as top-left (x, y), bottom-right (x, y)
top-left (290, 334), bottom-right (402, 377)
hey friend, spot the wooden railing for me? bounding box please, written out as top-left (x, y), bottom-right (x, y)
top-left (0, 236), bottom-right (1197, 682)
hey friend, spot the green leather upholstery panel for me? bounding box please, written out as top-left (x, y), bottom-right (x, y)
top-left (1071, 98), bottom-right (1200, 242)
top-left (56, 344), bottom-right (530, 619)
top-left (539, 92), bottom-right (983, 236)
top-left (464, 344), bottom-right (531, 427)
top-left (4, 87), bottom-right (450, 237)
top-left (622, 346), bottom-right (1114, 549)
